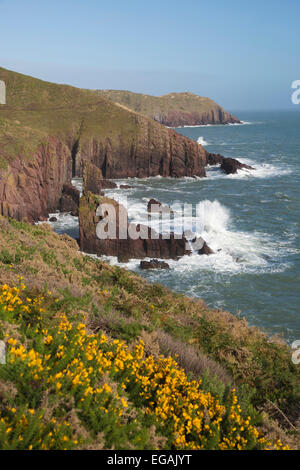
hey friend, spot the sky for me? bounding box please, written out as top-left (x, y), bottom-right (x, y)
top-left (0, 0), bottom-right (299, 110)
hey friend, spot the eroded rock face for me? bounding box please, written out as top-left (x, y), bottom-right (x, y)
top-left (79, 193), bottom-right (191, 261)
top-left (0, 117), bottom-right (209, 223)
top-left (82, 160), bottom-right (104, 195)
top-left (156, 109), bottom-right (241, 128)
top-left (0, 137), bottom-right (71, 222)
top-left (140, 259), bottom-right (170, 270)
top-left (76, 118), bottom-right (207, 180)
top-left (59, 183), bottom-right (80, 215)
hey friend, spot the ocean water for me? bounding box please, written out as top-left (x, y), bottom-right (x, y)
top-left (48, 111), bottom-right (300, 342)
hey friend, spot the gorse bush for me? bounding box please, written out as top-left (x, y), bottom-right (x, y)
top-left (0, 283), bottom-right (289, 450)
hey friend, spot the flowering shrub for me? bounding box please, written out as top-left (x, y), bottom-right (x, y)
top-left (0, 283), bottom-right (289, 450)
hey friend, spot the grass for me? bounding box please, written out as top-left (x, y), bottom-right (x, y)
top-left (0, 66), bottom-right (178, 165)
top-left (0, 215), bottom-right (299, 449)
top-left (95, 90), bottom-right (237, 121)
top-left (0, 283), bottom-right (291, 450)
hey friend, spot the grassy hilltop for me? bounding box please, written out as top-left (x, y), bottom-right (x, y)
top-left (96, 90), bottom-right (241, 126)
top-left (0, 67), bottom-right (207, 177)
top-left (0, 67), bottom-right (207, 222)
top-left (0, 66), bottom-right (144, 162)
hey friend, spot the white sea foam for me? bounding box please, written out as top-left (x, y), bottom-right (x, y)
top-left (205, 157), bottom-right (292, 180)
top-left (72, 177), bottom-right (83, 195)
top-left (197, 136), bottom-right (209, 146)
top-left (89, 198), bottom-right (289, 275)
top-left (178, 121), bottom-right (255, 129)
top-left (39, 212), bottom-right (79, 238)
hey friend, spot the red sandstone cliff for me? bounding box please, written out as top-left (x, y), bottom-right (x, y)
top-left (0, 137), bottom-right (71, 222)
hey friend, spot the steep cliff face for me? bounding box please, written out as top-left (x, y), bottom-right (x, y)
top-left (155, 108), bottom-right (239, 127)
top-left (0, 137), bottom-right (71, 222)
top-left (96, 90), bottom-right (241, 127)
top-left (76, 115), bottom-right (207, 179)
top-left (0, 67), bottom-right (209, 222)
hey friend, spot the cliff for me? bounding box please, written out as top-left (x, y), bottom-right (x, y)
top-left (0, 67), bottom-right (207, 221)
top-left (96, 90), bottom-right (241, 127)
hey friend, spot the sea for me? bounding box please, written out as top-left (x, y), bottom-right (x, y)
top-left (47, 110), bottom-right (300, 343)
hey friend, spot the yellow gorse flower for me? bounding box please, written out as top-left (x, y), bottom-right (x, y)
top-left (0, 283), bottom-right (290, 451)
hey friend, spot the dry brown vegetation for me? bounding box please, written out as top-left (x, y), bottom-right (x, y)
top-left (0, 215), bottom-right (299, 448)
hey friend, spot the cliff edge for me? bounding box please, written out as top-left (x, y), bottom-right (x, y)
top-left (96, 90), bottom-right (241, 127)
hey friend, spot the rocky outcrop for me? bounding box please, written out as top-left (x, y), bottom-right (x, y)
top-left (59, 182), bottom-right (80, 215)
top-left (100, 180), bottom-right (118, 189)
top-left (199, 241), bottom-right (214, 256)
top-left (82, 160), bottom-right (104, 195)
top-left (191, 236), bottom-right (214, 255)
top-left (140, 259), bottom-right (170, 270)
top-left (147, 199), bottom-right (172, 214)
top-left (0, 137), bottom-right (71, 222)
top-left (156, 109), bottom-right (240, 128)
top-left (206, 153), bottom-right (224, 166)
top-left (79, 193), bottom-right (191, 262)
top-left (205, 153), bottom-right (255, 175)
top-left (221, 158), bottom-right (254, 175)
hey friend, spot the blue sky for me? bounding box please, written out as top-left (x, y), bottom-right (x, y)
top-left (0, 0), bottom-right (299, 110)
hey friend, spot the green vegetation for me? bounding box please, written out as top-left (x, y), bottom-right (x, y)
top-left (0, 66), bottom-right (168, 167)
top-left (0, 216), bottom-right (299, 449)
top-left (96, 90), bottom-right (238, 123)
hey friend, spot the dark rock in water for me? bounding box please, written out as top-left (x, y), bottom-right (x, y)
top-left (205, 153), bottom-right (255, 175)
top-left (49, 216), bottom-right (57, 222)
top-left (191, 236), bottom-right (213, 254)
top-left (101, 180), bottom-right (117, 189)
top-left (147, 198), bottom-right (172, 214)
top-left (120, 184), bottom-right (133, 189)
top-left (118, 254), bottom-right (130, 263)
top-left (206, 153), bottom-right (224, 166)
top-left (140, 259), bottom-right (170, 270)
top-left (199, 241), bottom-right (214, 255)
top-left (79, 193), bottom-right (191, 261)
top-left (221, 158), bottom-right (254, 175)
top-left (59, 183), bottom-right (80, 214)
top-left (191, 236), bottom-right (214, 255)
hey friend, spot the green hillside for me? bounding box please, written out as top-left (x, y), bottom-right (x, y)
top-left (0, 67), bottom-right (144, 157)
top-left (0, 216), bottom-right (298, 449)
top-left (95, 90), bottom-right (240, 126)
